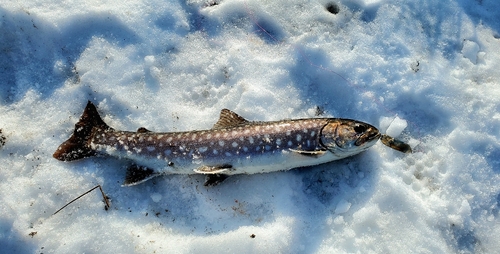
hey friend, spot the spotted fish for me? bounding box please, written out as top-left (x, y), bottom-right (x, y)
top-left (53, 101), bottom-right (384, 186)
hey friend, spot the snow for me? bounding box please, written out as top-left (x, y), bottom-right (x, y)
top-left (1, 0), bottom-right (499, 253)
top-left (380, 116), bottom-right (407, 137)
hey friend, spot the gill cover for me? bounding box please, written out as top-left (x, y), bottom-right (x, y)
top-left (320, 119), bottom-right (381, 152)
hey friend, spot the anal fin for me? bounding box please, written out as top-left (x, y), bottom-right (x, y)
top-left (194, 164), bottom-right (232, 174)
top-left (204, 174), bottom-right (229, 187)
top-left (123, 165), bottom-right (158, 186)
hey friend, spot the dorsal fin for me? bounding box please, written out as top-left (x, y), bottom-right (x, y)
top-left (212, 109), bottom-right (250, 129)
top-left (137, 127), bottom-right (151, 133)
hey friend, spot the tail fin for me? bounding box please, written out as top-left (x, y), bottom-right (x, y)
top-left (53, 101), bottom-right (112, 161)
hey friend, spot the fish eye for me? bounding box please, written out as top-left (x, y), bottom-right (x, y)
top-left (354, 124), bottom-right (366, 133)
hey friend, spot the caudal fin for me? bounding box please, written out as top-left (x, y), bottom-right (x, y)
top-left (53, 101), bottom-right (112, 161)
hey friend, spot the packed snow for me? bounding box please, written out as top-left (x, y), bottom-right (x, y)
top-left (1, 0), bottom-right (499, 253)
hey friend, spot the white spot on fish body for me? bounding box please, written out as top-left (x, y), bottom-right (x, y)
top-left (213, 149), bottom-right (218, 155)
top-left (199, 147), bottom-right (208, 153)
top-left (244, 129), bottom-right (250, 134)
top-left (276, 138), bottom-right (282, 146)
top-left (192, 134), bottom-right (197, 140)
top-left (166, 137), bottom-right (173, 143)
top-left (286, 130), bottom-right (291, 136)
top-left (225, 152), bottom-right (231, 157)
top-left (147, 146), bottom-right (155, 152)
top-left (215, 133), bottom-right (221, 138)
top-left (219, 141), bottom-right (225, 147)
top-left (147, 136), bottom-right (153, 142)
top-left (239, 137), bottom-right (244, 141)
top-left (263, 134), bottom-right (271, 143)
top-left (164, 150), bottom-right (172, 156)
top-left (265, 145), bottom-right (271, 151)
top-left (310, 131), bottom-right (315, 137)
top-left (296, 134), bottom-right (302, 142)
top-left (157, 135), bottom-right (164, 139)
top-left (288, 141), bottom-right (293, 147)
top-left (303, 129), bottom-right (308, 133)
top-left (109, 136), bottom-right (116, 141)
top-left (243, 147), bottom-right (248, 152)
top-left (232, 142), bottom-right (238, 147)
top-left (207, 133), bottom-right (212, 139)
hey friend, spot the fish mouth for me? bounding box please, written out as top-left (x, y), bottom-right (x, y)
top-left (355, 129), bottom-right (381, 146)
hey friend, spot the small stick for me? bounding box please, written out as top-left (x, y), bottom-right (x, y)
top-left (380, 134), bottom-right (412, 154)
top-left (53, 185), bottom-right (110, 216)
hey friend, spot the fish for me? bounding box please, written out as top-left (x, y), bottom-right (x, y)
top-left (53, 101), bottom-right (384, 186)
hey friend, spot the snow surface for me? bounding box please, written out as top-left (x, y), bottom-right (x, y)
top-left (1, 0), bottom-right (500, 253)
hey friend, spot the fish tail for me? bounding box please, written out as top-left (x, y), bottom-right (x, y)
top-left (53, 101), bottom-right (112, 161)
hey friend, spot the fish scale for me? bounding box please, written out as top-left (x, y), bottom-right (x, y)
top-left (54, 101), bottom-right (383, 186)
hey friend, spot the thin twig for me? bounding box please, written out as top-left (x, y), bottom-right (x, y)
top-left (52, 185), bottom-right (110, 216)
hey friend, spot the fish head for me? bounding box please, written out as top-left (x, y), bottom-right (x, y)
top-left (320, 119), bottom-right (381, 156)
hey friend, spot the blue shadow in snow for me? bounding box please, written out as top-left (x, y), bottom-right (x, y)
top-left (455, 0), bottom-right (500, 36)
top-left (0, 218), bottom-right (37, 253)
top-left (0, 8), bottom-right (139, 104)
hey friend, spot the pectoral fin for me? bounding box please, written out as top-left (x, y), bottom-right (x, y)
top-left (123, 165), bottom-right (159, 186)
top-left (289, 148), bottom-right (327, 157)
top-left (204, 174), bottom-right (229, 186)
top-left (137, 127), bottom-right (152, 133)
top-left (194, 164), bottom-right (232, 174)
